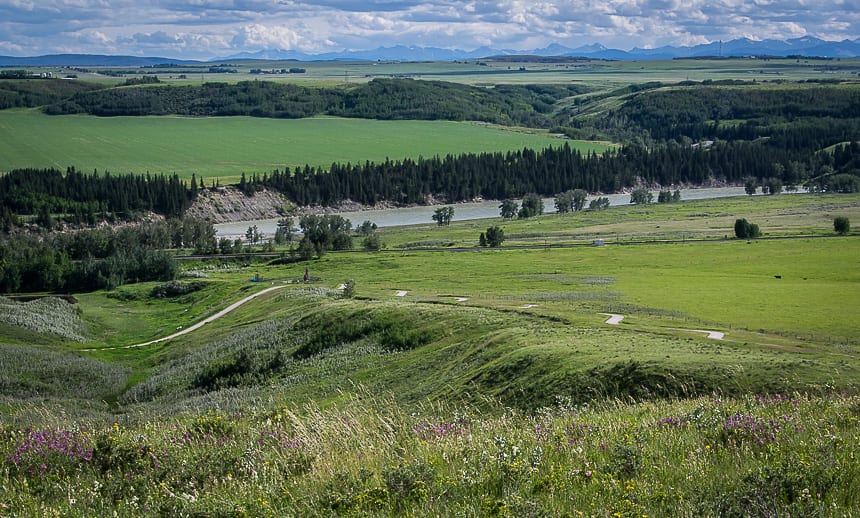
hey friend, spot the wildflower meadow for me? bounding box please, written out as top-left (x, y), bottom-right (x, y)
top-left (1, 391), bottom-right (857, 516)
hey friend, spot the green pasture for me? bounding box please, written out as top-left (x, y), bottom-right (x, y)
top-left (0, 109), bottom-right (590, 182)
top-left (375, 192), bottom-right (860, 249)
top-left (55, 194), bottom-right (860, 366)
top-left (289, 238), bottom-right (859, 343)
top-left (35, 234), bottom-right (853, 417)
top-left (71, 234), bottom-right (859, 365)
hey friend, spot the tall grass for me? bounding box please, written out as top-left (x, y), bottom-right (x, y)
top-left (1, 391), bottom-right (857, 516)
top-left (0, 296), bottom-right (87, 342)
top-left (0, 344), bottom-right (129, 401)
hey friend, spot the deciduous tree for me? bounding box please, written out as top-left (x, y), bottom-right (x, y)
top-left (518, 194), bottom-right (543, 219)
top-left (432, 206), bottom-right (455, 226)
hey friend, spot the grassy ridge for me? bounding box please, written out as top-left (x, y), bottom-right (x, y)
top-left (52, 236), bottom-right (857, 414)
top-left (0, 109), bottom-right (595, 182)
top-left (2, 237), bottom-right (854, 417)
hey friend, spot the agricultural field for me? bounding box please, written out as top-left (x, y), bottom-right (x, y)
top-left (35, 56), bottom-right (860, 87)
top-left (0, 109), bottom-right (590, 183)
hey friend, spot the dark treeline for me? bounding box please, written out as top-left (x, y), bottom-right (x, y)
top-left (0, 218), bottom-right (217, 293)
top-left (0, 167), bottom-right (196, 226)
top-left (0, 77), bottom-right (105, 109)
top-left (243, 141), bottom-right (860, 206)
top-left (45, 79), bottom-right (589, 127)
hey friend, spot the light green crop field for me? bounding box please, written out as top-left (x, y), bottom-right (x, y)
top-left (42, 57), bottom-right (860, 87)
top-left (0, 109), bottom-right (598, 182)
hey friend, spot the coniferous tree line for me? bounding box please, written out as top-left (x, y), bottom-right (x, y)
top-left (244, 141), bottom-right (860, 207)
top-left (2, 141), bottom-right (856, 236)
top-left (0, 167), bottom-right (196, 225)
top-left (0, 218), bottom-right (217, 293)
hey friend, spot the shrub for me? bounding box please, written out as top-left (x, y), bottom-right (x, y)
top-left (630, 188), bottom-right (653, 204)
top-left (485, 226), bottom-right (505, 247)
top-left (150, 280), bottom-right (206, 299)
top-left (362, 233), bottom-right (384, 251)
top-left (834, 216), bottom-right (850, 235)
top-left (734, 218), bottom-right (761, 239)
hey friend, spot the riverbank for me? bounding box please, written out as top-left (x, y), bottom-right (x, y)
top-left (213, 186), bottom-right (755, 238)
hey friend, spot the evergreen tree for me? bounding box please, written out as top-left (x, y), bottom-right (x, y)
top-left (499, 199), bottom-right (518, 219)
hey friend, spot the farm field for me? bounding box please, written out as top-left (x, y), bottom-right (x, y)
top-left (0, 109), bottom-right (595, 183)
top-left (47, 57), bottom-right (860, 87)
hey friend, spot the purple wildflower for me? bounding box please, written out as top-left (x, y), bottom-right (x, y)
top-left (413, 420), bottom-right (467, 441)
top-left (721, 413), bottom-right (778, 447)
top-left (657, 416), bottom-right (684, 428)
top-left (5, 428), bottom-right (94, 477)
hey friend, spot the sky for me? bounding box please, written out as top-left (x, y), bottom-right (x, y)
top-left (1, 0), bottom-right (858, 60)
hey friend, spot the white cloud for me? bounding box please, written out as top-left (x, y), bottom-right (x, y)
top-left (232, 24), bottom-right (303, 50)
top-left (0, 0), bottom-right (857, 58)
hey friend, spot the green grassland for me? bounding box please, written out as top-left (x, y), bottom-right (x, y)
top-left (375, 192), bottom-right (860, 249)
top-left (1, 194), bottom-right (859, 515)
top-left (0, 109), bottom-right (593, 182)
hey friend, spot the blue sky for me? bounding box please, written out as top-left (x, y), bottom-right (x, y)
top-left (1, 1), bottom-right (857, 59)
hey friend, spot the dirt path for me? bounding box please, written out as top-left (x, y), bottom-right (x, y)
top-left (671, 328), bottom-right (725, 340)
top-left (87, 285), bottom-right (289, 351)
top-left (599, 312), bottom-right (724, 340)
top-left (599, 313), bottom-right (625, 325)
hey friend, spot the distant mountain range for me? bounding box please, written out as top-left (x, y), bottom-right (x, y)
top-left (2, 37), bottom-right (859, 67)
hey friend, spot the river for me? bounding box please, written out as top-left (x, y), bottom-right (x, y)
top-left (214, 186), bottom-right (751, 238)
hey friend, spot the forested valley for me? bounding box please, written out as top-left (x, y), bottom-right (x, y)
top-left (1, 75), bottom-right (859, 295)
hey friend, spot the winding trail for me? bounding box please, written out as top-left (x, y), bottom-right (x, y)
top-left (599, 313), bottom-right (625, 325)
top-left (599, 313), bottom-right (724, 340)
top-left (671, 328), bottom-right (726, 340)
top-left (86, 285), bottom-right (289, 351)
